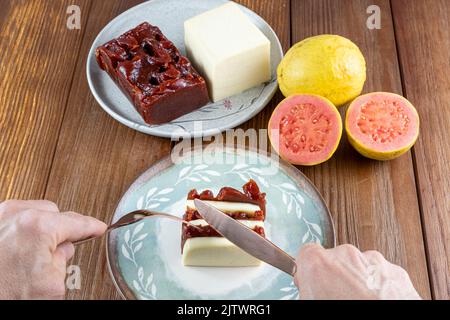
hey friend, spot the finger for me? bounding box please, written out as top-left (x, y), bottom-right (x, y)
top-left (296, 243), bottom-right (325, 277)
top-left (297, 243), bottom-right (324, 261)
top-left (48, 251), bottom-right (70, 300)
top-left (0, 199), bottom-right (59, 214)
top-left (52, 242), bottom-right (75, 285)
top-left (295, 244), bottom-right (325, 296)
top-left (331, 244), bottom-right (368, 271)
top-left (55, 242), bottom-right (75, 261)
top-left (46, 211), bottom-right (108, 245)
top-left (332, 244), bottom-right (360, 255)
top-left (363, 250), bottom-right (386, 265)
top-left (293, 273), bottom-right (300, 288)
top-left (331, 244), bottom-right (364, 263)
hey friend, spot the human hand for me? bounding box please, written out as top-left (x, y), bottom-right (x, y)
top-left (0, 200), bottom-right (107, 300)
top-left (295, 244), bottom-right (421, 300)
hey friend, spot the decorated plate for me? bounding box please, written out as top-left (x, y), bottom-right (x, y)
top-left (87, 0), bottom-right (283, 138)
top-left (107, 147), bottom-right (335, 300)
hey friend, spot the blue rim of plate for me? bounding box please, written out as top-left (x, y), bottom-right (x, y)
top-left (86, 0), bottom-right (283, 138)
top-left (106, 146), bottom-right (336, 300)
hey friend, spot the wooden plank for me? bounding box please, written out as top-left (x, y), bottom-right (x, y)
top-left (0, 0), bottom-right (13, 25)
top-left (290, 0), bottom-right (431, 298)
top-left (235, 0), bottom-right (290, 134)
top-left (43, 0), bottom-right (171, 300)
top-left (0, 0), bottom-right (91, 200)
top-left (391, 0), bottom-right (450, 300)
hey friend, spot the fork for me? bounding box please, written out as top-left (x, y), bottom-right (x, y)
top-left (73, 209), bottom-right (198, 245)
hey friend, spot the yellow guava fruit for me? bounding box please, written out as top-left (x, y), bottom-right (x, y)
top-left (277, 35), bottom-right (367, 107)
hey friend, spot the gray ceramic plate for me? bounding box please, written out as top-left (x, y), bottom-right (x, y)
top-left (87, 0), bottom-right (283, 138)
top-left (107, 147), bottom-right (335, 300)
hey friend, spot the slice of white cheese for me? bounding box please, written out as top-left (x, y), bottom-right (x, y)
top-left (182, 237), bottom-right (262, 267)
top-left (186, 200), bottom-right (261, 213)
top-left (188, 219), bottom-right (264, 229)
top-left (184, 2), bottom-right (271, 102)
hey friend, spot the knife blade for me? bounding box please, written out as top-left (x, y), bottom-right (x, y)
top-left (194, 199), bottom-right (297, 276)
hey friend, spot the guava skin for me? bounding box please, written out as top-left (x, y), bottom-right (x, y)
top-left (277, 35), bottom-right (366, 107)
top-left (345, 92), bottom-right (420, 161)
top-left (346, 132), bottom-right (412, 160)
top-left (268, 94), bottom-right (343, 166)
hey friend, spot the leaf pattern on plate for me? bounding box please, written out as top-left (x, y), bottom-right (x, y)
top-left (224, 165), bottom-right (262, 185)
top-left (136, 187), bottom-right (174, 210)
top-left (175, 165), bottom-right (221, 185)
top-left (122, 222), bottom-right (156, 299)
top-left (279, 281), bottom-right (300, 300)
top-left (302, 218), bottom-right (322, 244)
top-left (274, 183), bottom-right (305, 220)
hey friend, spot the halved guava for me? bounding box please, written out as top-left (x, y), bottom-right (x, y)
top-left (268, 94), bottom-right (342, 166)
top-left (345, 92), bottom-right (420, 160)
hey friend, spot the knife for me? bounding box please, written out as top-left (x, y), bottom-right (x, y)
top-left (194, 199), bottom-right (297, 276)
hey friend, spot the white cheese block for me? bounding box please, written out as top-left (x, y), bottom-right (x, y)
top-left (188, 219), bottom-right (264, 229)
top-left (184, 2), bottom-right (271, 102)
top-left (182, 237), bottom-right (262, 267)
top-left (186, 200), bottom-right (261, 214)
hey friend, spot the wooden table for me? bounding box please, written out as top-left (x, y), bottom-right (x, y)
top-left (0, 0), bottom-right (448, 300)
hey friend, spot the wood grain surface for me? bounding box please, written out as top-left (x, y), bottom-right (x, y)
top-left (44, 0), bottom-right (172, 300)
top-left (0, 0), bottom-right (447, 300)
top-left (391, 0), bottom-right (450, 300)
top-left (0, 0), bottom-right (90, 200)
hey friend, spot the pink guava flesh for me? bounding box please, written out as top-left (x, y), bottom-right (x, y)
top-left (346, 93), bottom-right (419, 152)
top-left (269, 95), bottom-right (342, 165)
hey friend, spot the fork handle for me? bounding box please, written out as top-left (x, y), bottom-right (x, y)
top-left (73, 227), bottom-right (114, 246)
top-left (73, 236), bottom-right (99, 246)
